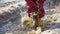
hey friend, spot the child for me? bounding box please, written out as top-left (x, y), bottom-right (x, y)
top-left (25, 0), bottom-right (46, 30)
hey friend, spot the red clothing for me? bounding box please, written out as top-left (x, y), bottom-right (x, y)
top-left (25, 0), bottom-right (46, 18)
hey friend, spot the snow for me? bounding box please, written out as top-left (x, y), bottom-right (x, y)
top-left (0, 0), bottom-right (60, 34)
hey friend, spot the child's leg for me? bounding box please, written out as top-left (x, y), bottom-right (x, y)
top-left (33, 17), bottom-right (43, 30)
top-left (37, 18), bottom-right (43, 27)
